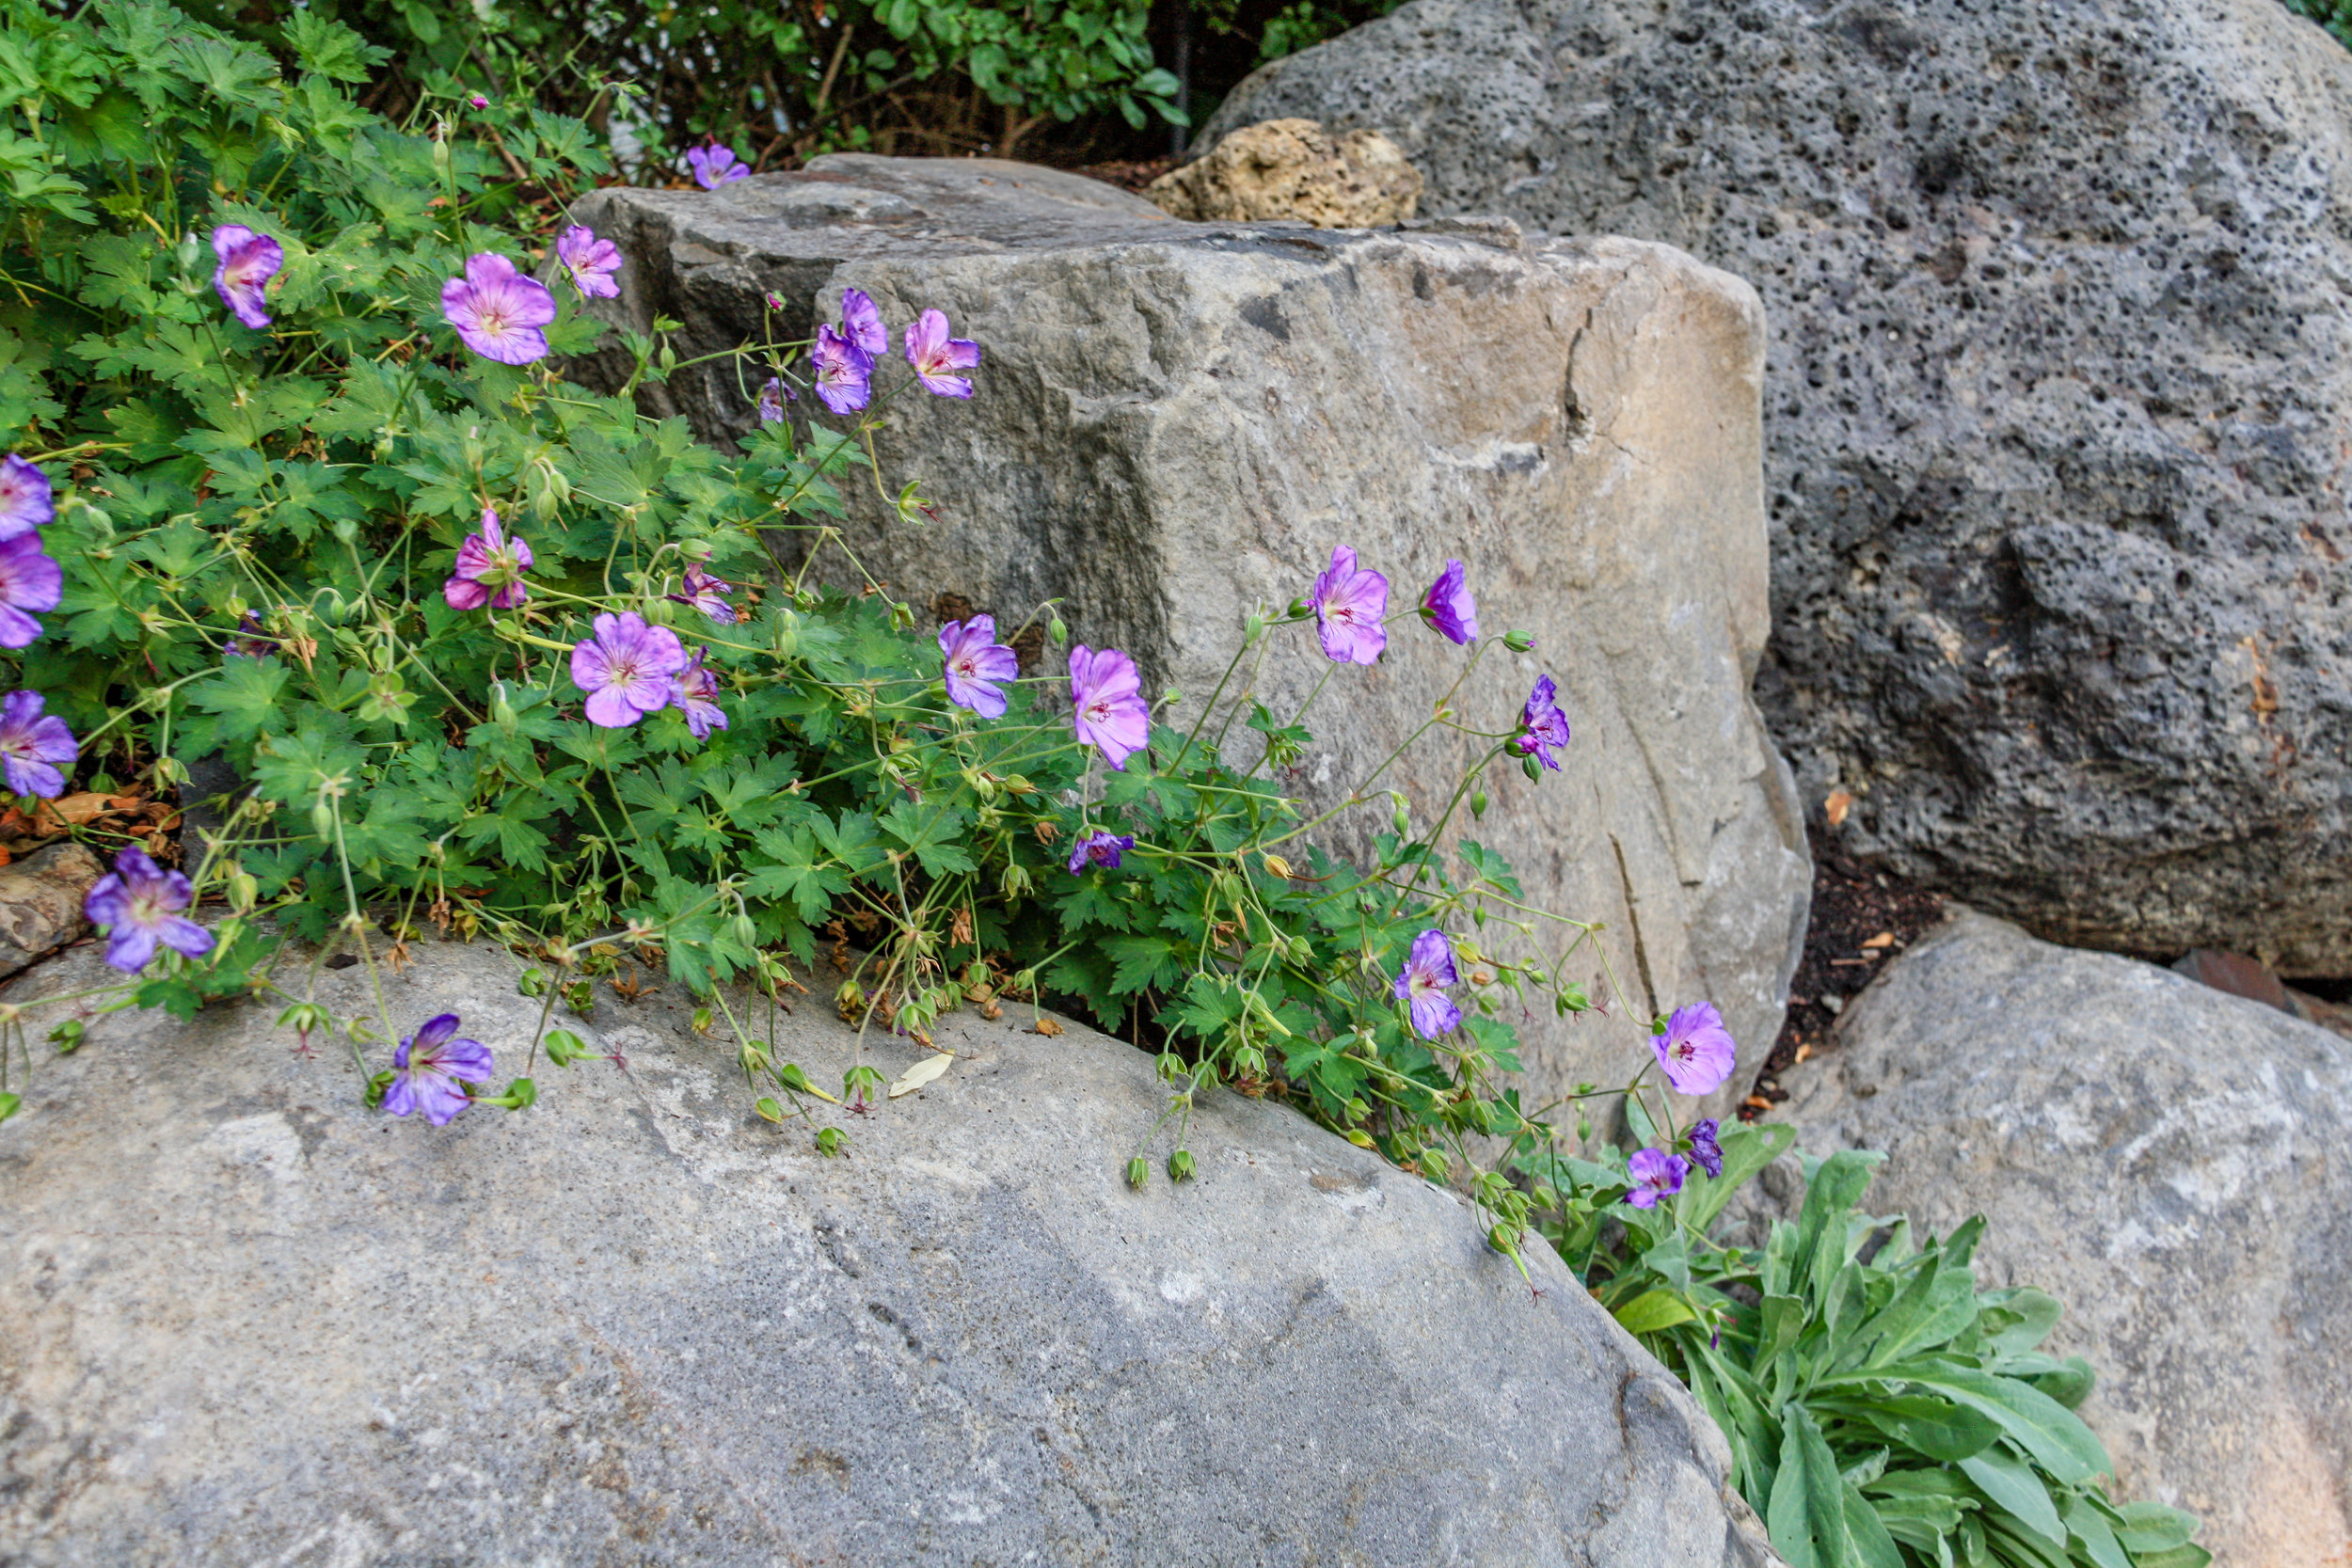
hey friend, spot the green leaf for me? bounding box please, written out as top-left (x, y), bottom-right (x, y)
top-left (1678, 1119), bottom-right (1793, 1233)
top-left (1612, 1288), bottom-right (1697, 1336)
top-left (1958, 1446), bottom-right (2063, 1547)
top-left (1840, 1364), bottom-right (2108, 1485)
top-left (186, 656), bottom-right (293, 746)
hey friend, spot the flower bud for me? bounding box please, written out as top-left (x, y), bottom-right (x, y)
top-left (1470, 787), bottom-right (1488, 819)
top-left (174, 230), bottom-right (201, 274)
top-left (1244, 611), bottom-right (1265, 644)
top-left (230, 872), bottom-right (259, 912)
top-left (1048, 616), bottom-right (1068, 645)
top-left (678, 536), bottom-right (714, 562)
top-left (1261, 852), bottom-right (1293, 880)
top-left (310, 800), bottom-right (336, 843)
top-left (1287, 595), bottom-right (1312, 618)
top-left (1162, 688), bottom-right (1182, 706)
top-left (731, 912), bottom-right (759, 951)
top-left (1521, 753), bottom-right (1543, 783)
top-left (1390, 790), bottom-right (1410, 840)
top-left (1502, 629), bottom-right (1534, 653)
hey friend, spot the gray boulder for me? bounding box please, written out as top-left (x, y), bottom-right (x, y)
top-left (0, 841), bottom-right (100, 979)
top-left (1769, 909), bottom-right (2352, 1566)
top-left (568, 155), bottom-right (1809, 1117)
top-left (1201, 0), bottom-right (2352, 974)
top-left (0, 938), bottom-right (1780, 1565)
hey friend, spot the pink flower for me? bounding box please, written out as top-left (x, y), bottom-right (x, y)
top-left (1311, 546), bottom-right (1388, 665)
top-left (687, 141), bottom-right (750, 188)
top-left (441, 252), bottom-right (558, 366)
top-left (570, 611), bottom-right (688, 728)
top-left (469, 94), bottom-right (489, 109)
top-left (443, 506), bottom-right (533, 610)
top-left (211, 225), bottom-right (282, 330)
top-left (1068, 644), bottom-right (1150, 771)
top-left (840, 287), bottom-right (888, 356)
top-left (940, 613), bottom-right (1018, 719)
top-left (1651, 1003), bottom-right (1738, 1097)
top-left (904, 308), bottom-right (980, 398)
top-left (554, 225), bottom-right (622, 299)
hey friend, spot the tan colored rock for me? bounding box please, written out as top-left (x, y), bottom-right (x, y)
top-left (0, 841), bottom-right (100, 979)
top-left (1146, 119), bottom-right (1422, 227)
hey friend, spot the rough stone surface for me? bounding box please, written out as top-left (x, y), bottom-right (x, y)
top-left (1767, 909), bottom-right (2352, 1567)
top-left (0, 937), bottom-right (1782, 1566)
top-left (0, 843), bottom-right (100, 980)
top-left (1200, 0), bottom-right (2352, 974)
top-left (1145, 118), bottom-right (1424, 226)
top-left (569, 155), bottom-right (1810, 1117)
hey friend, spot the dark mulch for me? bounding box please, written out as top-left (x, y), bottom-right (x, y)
top-left (1070, 156), bottom-right (1178, 193)
top-left (1739, 837), bottom-right (1946, 1121)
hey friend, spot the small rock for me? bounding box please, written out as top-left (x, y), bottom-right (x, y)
top-left (0, 841), bottom-right (102, 979)
top-left (1147, 119), bottom-right (1423, 227)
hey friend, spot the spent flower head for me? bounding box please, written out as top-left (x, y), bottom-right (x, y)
top-left (905, 309), bottom-right (980, 398)
top-left (84, 847), bottom-right (213, 974)
top-left (1067, 828), bottom-right (1135, 875)
top-left (385, 1013), bottom-right (495, 1127)
top-left (0, 533), bottom-right (62, 648)
top-left (571, 611), bottom-right (688, 728)
top-left (940, 614), bottom-right (1019, 719)
top-left (0, 689), bottom-right (74, 798)
top-left (0, 454), bottom-right (52, 542)
top-left (1652, 1002), bottom-right (1738, 1097)
top-left (210, 225), bottom-right (282, 329)
top-left (1422, 558), bottom-right (1480, 644)
top-left (1687, 1117), bottom-right (1724, 1180)
top-left (1392, 928), bottom-right (1462, 1040)
top-left (554, 225), bottom-right (622, 299)
top-left (442, 253), bottom-right (558, 366)
top-left (443, 506), bottom-right (533, 610)
top-left (1311, 546), bottom-right (1389, 665)
top-left (1068, 644), bottom-right (1150, 770)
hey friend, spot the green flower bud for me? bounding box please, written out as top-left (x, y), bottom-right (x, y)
top-left (1502, 629), bottom-right (1534, 652)
top-left (1390, 790), bottom-right (1410, 839)
top-left (1048, 616), bottom-right (1068, 645)
top-left (1470, 787), bottom-right (1488, 818)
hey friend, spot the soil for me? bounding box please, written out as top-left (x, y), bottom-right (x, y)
top-left (1740, 835), bottom-right (1945, 1121)
top-left (1070, 157), bottom-right (1178, 194)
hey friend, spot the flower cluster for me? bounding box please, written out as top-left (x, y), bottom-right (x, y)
top-left (805, 288), bottom-right (980, 415)
top-left (1618, 1004), bottom-right (1740, 1208)
top-left (0, 454), bottom-right (76, 803)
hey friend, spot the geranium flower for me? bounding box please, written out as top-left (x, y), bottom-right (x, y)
top-left (841, 287), bottom-right (889, 356)
top-left (0, 533), bottom-right (61, 648)
top-left (687, 141), bottom-right (750, 188)
top-left (904, 308), bottom-right (980, 398)
top-left (1651, 1002), bottom-right (1738, 1097)
top-left (225, 610), bottom-right (276, 658)
top-left (1068, 644), bottom-right (1150, 770)
top-left (1391, 927), bottom-right (1461, 1039)
top-left (0, 689), bottom-right (74, 798)
top-left (570, 611), bottom-right (688, 728)
top-left (210, 225), bottom-right (282, 330)
top-left (84, 846), bottom-right (213, 974)
top-left (385, 1013), bottom-right (495, 1127)
top-left (812, 324), bottom-right (872, 415)
top-left (1311, 546), bottom-right (1388, 665)
top-left (554, 225), bottom-right (622, 299)
top-left (0, 453), bottom-right (53, 541)
top-left (1422, 558), bottom-right (1479, 644)
top-left (441, 253), bottom-right (558, 366)
top-left (469, 94), bottom-right (489, 109)
top-left (757, 377), bottom-right (789, 422)
top-left (1515, 673), bottom-right (1571, 769)
top-left (669, 565), bottom-right (737, 625)
top-left (443, 506), bottom-right (533, 610)
top-left (1623, 1148), bottom-right (1689, 1210)
top-left (1687, 1117), bottom-right (1724, 1180)
top-left (940, 614), bottom-right (1018, 718)
top-left (1066, 828), bottom-right (1135, 874)
top-left (670, 646), bottom-right (729, 739)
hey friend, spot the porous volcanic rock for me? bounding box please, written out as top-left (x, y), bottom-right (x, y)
top-left (1145, 118), bottom-right (1424, 225)
top-left (1769, 909), bottom-right (2352, 1566)
top-left (1201, 0), bottom-right (2352, 974)
top-left (0, 841), bottom-right (99, 979)
top-left (567, 155), bottom-right (1809, 1117)
top-left (0, 937), bottom-right (1781, 1565)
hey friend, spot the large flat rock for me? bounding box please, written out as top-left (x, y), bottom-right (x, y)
top-left (1768, 909), bottom-right (2352, 1566)
top-left (1202, 0), bottom-right (2352, 974)
top-left (0, 937), bottom-right (1780, 1565)
top-left (569, 155), bottom-right (1809, 1114)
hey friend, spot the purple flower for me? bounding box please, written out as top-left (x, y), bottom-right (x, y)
top-left (687, 141), bottom-right (750, 189)
top-left (812, 324), bottom-right (873, 415)
top-left (469, 94), bottom-right (489, 109)
top-left (1069, 644), bottom-right (1151, 771)
top-left (570, 611), bottom-right (688, 728)
top-left (441, 252), bottom-right (558, 366)
top-left (904, 308), bottom-right (980, 398)
top-left (757, 377), bottom-right (789, 422)
top-left (764, 292), bottom-right (787, 311)
top-left (940, 614), bottom-right (1019, 719)
top-left (385, 1013), bottom-right (495, 1127)
top-left (1652, 1002), bottom-right (1739, 1097)
top-left (670, 646), bottom-right (729, 739)
top-left (1311, 546), bottom-right (1389, 665)
top-left (0, 689), bottom-right (74, 798)
top-left (225, 610), bottom-right (275, 658)
top-left (669, 565), bottom-right (737, 626)
top-left (1687, 1117), bottom-right (1724, 1180)
top-left (1067, 828), bottom-right (1135, 875)
top-left (83, 846), bottom-right (213, 974)
top-left (554, 225), bottom-right (622, 299)
top-left (0, 454), bottom-right (52, 541)
top-left (1515, 673), bottom-right (1571, 770)
top-left (1623, 1148), bottom-right (1689, 1210)
top-left (1422, 558), bottom-right (1479, 644)
top-left (0, 533), bottom-right (61, 648)
top-left (210, 224), bottom-right (282, 330)
top-left (840, 287), bottom-right (889, 356)
top-left (443, 506), bottom-right (534, 610)
top-left (1391, 928), bottom-right (1461, 1040)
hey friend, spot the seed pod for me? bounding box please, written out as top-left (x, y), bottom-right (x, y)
top-left (1167, 1148), bottom-right (1195, 1182)
top-left (1125, 1155), bottom-right (1150, 1190)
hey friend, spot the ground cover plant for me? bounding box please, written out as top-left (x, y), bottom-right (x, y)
top-left (0, 5), bottom-right (2202, 1562)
